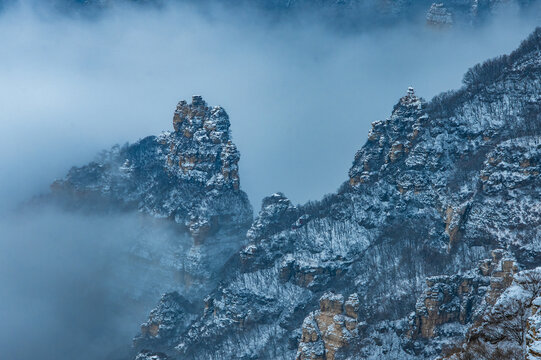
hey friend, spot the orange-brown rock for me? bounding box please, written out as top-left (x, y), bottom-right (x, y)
top-left (409, 250), bottom-right (518, 340)
top-left (297, 293), bottom-right (359, 360)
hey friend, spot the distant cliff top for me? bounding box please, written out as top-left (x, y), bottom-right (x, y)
top-left (3, 0), bottom-right (538, 31)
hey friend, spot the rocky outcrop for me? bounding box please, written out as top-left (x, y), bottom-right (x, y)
top-left (410, 274), bottom-right (487, 340)
top-left (409, 249), bottom-right (518, 341)
top-left (349, 85), bottom-right (425, 187)
top-left (44, 97), bottom-right (255, 359)
top-left (438, 268), bottom-right (541, 359)
top-left (480, 137), bottom-right (541, 194)
top-left (49, 97), bottom-right (253, 297)
top-left (51, 95), bottom-right (252, 244)
top-left (297, 293), bottom-right (359, 360)
top-left (135, 292), bottom-right (199, 351)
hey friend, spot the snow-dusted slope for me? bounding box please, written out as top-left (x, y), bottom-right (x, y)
top-left (133, 28), bottom-right (541, 359)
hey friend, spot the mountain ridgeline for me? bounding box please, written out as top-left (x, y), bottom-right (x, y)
top-left (50, 28), bottom-right (541, 359)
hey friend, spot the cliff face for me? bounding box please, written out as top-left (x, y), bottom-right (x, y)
top-left (438, 267), bottom-right (541, 359)
top-left (52, 95), bottom-right (252, 242)
top-left (133, 28), bottom-right (541, 359)
top-left (297, 293), bottom-right (360, 360)
top-left (49, 96), bottom-right (253, 301)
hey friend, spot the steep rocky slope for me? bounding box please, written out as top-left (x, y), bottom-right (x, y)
top-left (436, 267), bottom-right (541, 359)
top-left (49, 96), bottom-right (253, 300)
top-left (134, 28), bottom-right (541, 359)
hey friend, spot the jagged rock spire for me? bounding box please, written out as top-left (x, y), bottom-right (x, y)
top-left (52, 95), bottom-right (251, 242)
top-left (349, 86), bottom-right (426, 186)
top-left (400, 86), bottom-right (420, 106)
top-left (407, 86), bottom-right (415, 96)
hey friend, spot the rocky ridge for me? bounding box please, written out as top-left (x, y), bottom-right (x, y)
top-left (134, 28), bottom-right (541, 359)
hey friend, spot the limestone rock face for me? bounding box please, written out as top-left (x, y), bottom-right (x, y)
top-left (135, 292), bottom-right (198, 351)
top-left (50, 97), bottom-right (253, 295)
top-left (438, 267), bottom-right (541, 359)
top-left (349, 85), bottom-right (425, 187)
top-left (409, 249), bottom-right (518, 343)
top-left (246, 192), bottom-right (298, 243)
top-left (297, 293), bottom-right (359, 360)
top-left (49, 97), bottom-right (253, 296)
top-left (51, 95), bottom-right (252, 243)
